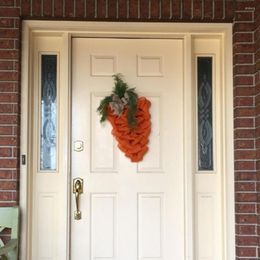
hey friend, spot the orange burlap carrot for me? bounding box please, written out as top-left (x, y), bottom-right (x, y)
top-left (107, 97), bottom-right (151, 162)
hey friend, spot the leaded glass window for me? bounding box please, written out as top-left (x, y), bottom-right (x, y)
top-left (40, 55), bottom-right (57, 171)
top-left (197, 57), bottom-right (213, 171)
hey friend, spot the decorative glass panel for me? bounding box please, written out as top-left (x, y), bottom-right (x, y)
top-left (40, 55), bottom-right (57, 171)
top-left (197, 57), bottom-right (213, 171)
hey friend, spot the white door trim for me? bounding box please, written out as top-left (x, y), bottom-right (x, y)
top-left (20, 21), bottom-right (234, 260)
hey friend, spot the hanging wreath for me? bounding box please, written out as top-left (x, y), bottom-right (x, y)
top-left (97, 74), bottom-right (151, 162)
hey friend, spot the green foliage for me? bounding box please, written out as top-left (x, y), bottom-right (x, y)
top-left (97, 74), bottom-right (138, 127)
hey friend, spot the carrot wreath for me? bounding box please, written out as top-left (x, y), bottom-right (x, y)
top-left (97, 74), bottom-right (151, 162)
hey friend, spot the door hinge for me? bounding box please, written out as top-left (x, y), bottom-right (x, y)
top-left (21, 154), bottom-right (26, 165)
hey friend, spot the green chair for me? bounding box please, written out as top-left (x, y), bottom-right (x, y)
top-left (0, 207), bottom-right (19, 260)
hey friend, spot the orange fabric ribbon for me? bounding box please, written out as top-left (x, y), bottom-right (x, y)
top-left (107, 97), bottom-right (151, 162)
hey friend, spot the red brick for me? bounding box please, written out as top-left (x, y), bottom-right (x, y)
top-left (234, 54), bottom-right (254, 64)
top-left (0, 126), bottom-right (12, 135)
top-left (234, 129), bottom-right (255, 139)
top-left (12, 126), bottom-right (18, 135)
top-left (140, 0), bottom-right (149, 19)
top-left (161, 0), bottom-right (170, 19)
top-left (234, 22), bottom-right (255, 32)
top-left (236, 236), bottom-right (258, 246)
top-left (236, 247), bottom-right (257, 257)
top-left (255, 94), bottom-right (260, 107)
top-left (235, 161), bottom-right (255, 171)
top-left (12, 104), bottom-right (18, 113)
top-left (0, 93), bottom-right (18, 103)
top-left (86, 0), bottom-right (95, 18)
top-left (256, 49), bottom-right (260, 61)
top-left (235, 172), bottom-right (256, 181)
top-left (256, 138), bottom-right (260, 149)
top-left (234, 76), bottom-right (254, 86)
top-left (235, 140), bottom-right (255, 149)
top-left (235, 11), bottom-right (253, 22)
top-left (256, 129), bottom-right (260, 141)
top-left (0, 202), bottom-right (16, 206)
top-left (225, 1), bottom-right (235, 20)
top-left (233, 43), bottom-right (255, 53)
top-left (233, 32), bottom-right (253, 43)
top-left (234, 97), bottom-right (254, 107)
top-left (12, 191), bottom-right (18, 201)
top-left (204, 0), bottom-right (213, 19)
top-left (256, 103), bottom-right (260, 115)
top-left (0, 0), bottom-right (14, 6)
top-left (0, 192), bottom-right (12, 201)
top-left (14, 61), bottom-right (19, 71)
top-left (14, 39), bottom-right (20, 50)
top-left (15, 0), bottom-right (20, 8)
top-left (0, 148), bottom-right (12, 157)
top-left (64, 0), bottom-right (74, 17)
top-left (108, 0), bottom-right (117, 18)
top-left (214, 0), bottom-right (223, 19)
top-left (0, 137), bottom-right (17, 146)
top-left (236, 225), bottom-right (256, 235)
top-left (172, 0), bottom-right (181, 19)
top-left (236, 214), bottom-right (257, 224)
top-left (193, 1), bottom-right (202, 19)
top-left (234, 65), bottom-right (255, 75)
top-left (0, 170), bottom-right (12, 179)
top-left (0, 82), bottom-right (15, 92)
top-left (97, 0), bottom-right (106, 18)
top-left (234, 86), bottom-right (254, 96)
top-left (183, 0), bottom-right (191, 19)
top-left (0, 28), bottom-right (19, 38)
top-left (0, 72), bottom-right (18, 81)
top-left (0, 104), bottom-right (13, 113)
top-left (14, 18), bottom-right (20, 29)
top-left (0, 159), bottom-right (18, 168)
top-left (235, 150), bottom-right (256, 160)
top-left (118, 0), bottom-right (127, 19)
top-left (150, 0), bottom-right (160, 19)
top-left (12, 147), bottom-right (18, 157)
top-left (0, 39), bottom-right (14, 49)
top-left (31, 0), bottom-right (41, 17)
top-left (235, 2), bottom-right (255, 12)
top-left (0, 181), bottom-right (17, 190)
top-left (53, 0), bottom-right (63, 17)
top-left (43, 0), bottom-right (52, 16)
top-left (0, 18), bottom-right (14, 28)
top-left (0, 61), bottom-right (13, 70)
top-left (234, 118), bottom-right (254, 128)
top-left (235, 203), bottom-right (256, 213)
top-left (234, 107), bottom-right (255, 117)
top-left (75, 0), bottom-right (85, 18)
top-left (0, 50), bottom-right (18, 60)
top-left (129, 0), bottom-right (139, 19)
top-left (21, 0), bottom-right (30, 16)
top-left (236, 181), bottom-right (256, 191)
top-left (236, 192), bottom-right (257, 203)
top-left (0, 8), bottom-right (19, 17)
top-left (11, 170), bottom-right (18, 180)
top-left (0, 115), bottom-right (18, 124)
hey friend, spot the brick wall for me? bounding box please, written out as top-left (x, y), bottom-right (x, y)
top-left (0, 0), bottom-right (258, 258)
top-left (233, 1), bottom-right (258, 258)
top-left (255, 0), bottom-right (260, 258)
top-left (0, 1), bottom-right (20, 207)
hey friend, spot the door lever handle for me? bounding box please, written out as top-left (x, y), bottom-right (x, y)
top-left (73, 178), bottom-right (83, 220)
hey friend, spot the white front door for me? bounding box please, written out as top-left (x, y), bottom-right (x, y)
top-left (71, 38), bottom-right (185, 260)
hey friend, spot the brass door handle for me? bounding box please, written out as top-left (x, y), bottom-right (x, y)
top-left (73, 178), bottom-right (83, 220)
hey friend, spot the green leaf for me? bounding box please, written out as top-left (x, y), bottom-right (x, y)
top-left (97, 73), bottom-right (138, 128)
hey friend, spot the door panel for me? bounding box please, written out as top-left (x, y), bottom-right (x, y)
top-left (71, 38), bottom-right (184, 260)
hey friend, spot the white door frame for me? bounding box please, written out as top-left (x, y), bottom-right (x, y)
top-left (20, 21), bottom-right (234, 260)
